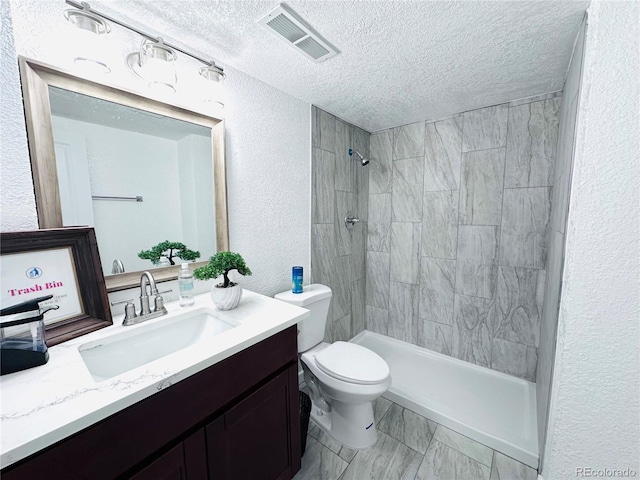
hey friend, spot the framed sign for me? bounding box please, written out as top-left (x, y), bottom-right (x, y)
top-left (0, 227), bottom-right (112, 345)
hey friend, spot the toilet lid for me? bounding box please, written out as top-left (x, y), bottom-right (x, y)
top-left (314, 342), bottom-right (390, 385)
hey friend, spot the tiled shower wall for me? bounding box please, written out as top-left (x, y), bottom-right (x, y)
top-left (366, 94), bottom-right (561, 381)
top-left (311, 106), bottom-right (370, 342)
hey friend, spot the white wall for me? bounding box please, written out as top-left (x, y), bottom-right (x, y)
top-left (542, 1), bottom-right (640, 477)
top-left (536, 16), bottom-right (585, 464)
top-left (223, 64), bottom-right (311, 296)
top-left (0, 0), bottom-right (38, 231)
top-left (52, 116), bottom-right (188, 275)
top-left (1, 1), bottom-right (310, 306)
top-left (177, 133), bottom-right (216, 264)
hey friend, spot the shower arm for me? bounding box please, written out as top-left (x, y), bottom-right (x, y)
top-left (348, 148), bottom-right (369, 166)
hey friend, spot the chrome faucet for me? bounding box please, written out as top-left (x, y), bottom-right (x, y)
top-left (139, 271), bottom-right (159, 315)
top-left (112, 271), bottom-right (171, 326)
top-left (111, 259), bottom-right (125, 274)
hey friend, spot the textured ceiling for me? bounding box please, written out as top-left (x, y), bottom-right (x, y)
top-left (91, 0), bottom-right (589, 132)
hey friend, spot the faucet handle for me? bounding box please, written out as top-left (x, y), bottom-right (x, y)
top-left (151, 289), bottom-right (171, 314)
top-left (154, 290), bottom-right (171, 311)
top-left (154, 295), bottom-right (168, 314)
top-left (111, 299), bottom-right (137, 324)
top-left (110, 298), bottom-right (135, 307)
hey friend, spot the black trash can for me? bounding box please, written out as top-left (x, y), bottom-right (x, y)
top-left (299, 391), bottom-right (312, 456)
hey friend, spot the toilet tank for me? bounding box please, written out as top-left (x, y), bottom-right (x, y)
top-left (274, 284), bottom-right (332, 352)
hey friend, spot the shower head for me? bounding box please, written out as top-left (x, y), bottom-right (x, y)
top-left (348, 148), bottom-right (369, 166)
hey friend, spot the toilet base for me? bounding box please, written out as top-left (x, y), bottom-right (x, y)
top-left (309, 399), bottom-right (378, 450)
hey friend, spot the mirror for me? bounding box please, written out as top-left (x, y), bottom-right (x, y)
top-left (49, 87), bottom-right (217, 277)
top-left (19, 57), bottom-right (229, 292)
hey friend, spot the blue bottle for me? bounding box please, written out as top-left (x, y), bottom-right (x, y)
top-left (292, 266), bottom-right (303, 294)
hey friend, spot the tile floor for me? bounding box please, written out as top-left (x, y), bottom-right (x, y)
top-left (294, 397), bottom-right (537, 480)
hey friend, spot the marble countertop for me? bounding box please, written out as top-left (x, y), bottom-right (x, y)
top-left (0, 290), bottom-right (308, 469)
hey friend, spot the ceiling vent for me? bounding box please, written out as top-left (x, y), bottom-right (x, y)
top-left (258, 4), bottom-right (339, 63)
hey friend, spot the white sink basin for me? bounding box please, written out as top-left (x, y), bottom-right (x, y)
top-left (79, 308), bottom-right (239, 381)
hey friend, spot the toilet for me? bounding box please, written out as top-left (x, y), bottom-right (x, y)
top-left (275, 284), bottom-right (391, 449)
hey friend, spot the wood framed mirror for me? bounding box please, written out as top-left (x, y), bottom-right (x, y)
top-left (19, 57), bottom-right (229, 293)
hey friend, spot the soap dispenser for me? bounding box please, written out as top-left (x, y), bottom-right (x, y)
top-left (0, 295), bottom-right (59, 375)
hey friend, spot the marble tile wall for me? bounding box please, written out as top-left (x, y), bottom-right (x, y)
top-left (366, 93), bottom-right (561, 381)
top-left (311, 106), bottom-right (370, 342)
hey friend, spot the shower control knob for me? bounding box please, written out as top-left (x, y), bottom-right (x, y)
top-left (345, 212), bottom-right (360, 230)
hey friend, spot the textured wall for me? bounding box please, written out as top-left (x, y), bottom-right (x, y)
top-left (1, 2), bottom-right (310, 302)
top-left (536, 16), bottom-right (586, 464)
top-left (311, 106), bottom-right (369, 342)
top-left (0, 0), bottom-right (38, 231)
top-left (223, 64), bottom-right (310, 297)
top-left (366, 94), bottom-right (561, 381)
top-left (542, 2), bottom-right (640, 477)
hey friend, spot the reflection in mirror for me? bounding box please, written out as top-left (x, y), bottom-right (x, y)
top-left (19, 57), bottom-right (228, 293)
top-left (48, 87), bottom-right (216, 277)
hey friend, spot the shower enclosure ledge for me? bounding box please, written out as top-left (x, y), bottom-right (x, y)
top-left (351, 330), bottom-right (538, 469)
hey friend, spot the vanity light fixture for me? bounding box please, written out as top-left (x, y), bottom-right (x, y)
top-left (63, 3), bottom-right (111, 74)
top-left (199, 64), bottom-right (226, 84)
top-left (199, 64), bottom-right (226, 109)
top-left (64, 0), bottom-right (226, 103)
top-left (127, 39), bottom-right (178, 94)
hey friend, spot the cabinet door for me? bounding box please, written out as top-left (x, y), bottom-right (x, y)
top-left (130, 443), bottom-right (186, 480)
top-left (207, 365), bottom-right (300, 480)
top-left (130, 429), bottom-right (207, 480)
top-left (1, 327), bottom-right (297, 480)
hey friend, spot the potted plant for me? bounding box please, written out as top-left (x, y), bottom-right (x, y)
top-left (138, 241), bottom-right (200, 266)
top-left (193, 251), bottom-right (252, 310)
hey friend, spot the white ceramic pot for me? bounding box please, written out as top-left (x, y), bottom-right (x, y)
top-left (210, 284), bottom-right (243, 310)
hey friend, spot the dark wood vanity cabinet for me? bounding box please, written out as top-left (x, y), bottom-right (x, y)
top-left (130, 431), bottom-right (207, 480)
top-left (207, 368), bottom-right (295, 480)
top-left (2, 326), bottom-right (301, 480)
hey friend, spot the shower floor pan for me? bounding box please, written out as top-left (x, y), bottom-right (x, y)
top-left (352, 330), bottom-right (538, 469)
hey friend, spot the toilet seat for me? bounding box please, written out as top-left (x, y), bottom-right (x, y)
top-left (314, 341), bottom-right (389, 385)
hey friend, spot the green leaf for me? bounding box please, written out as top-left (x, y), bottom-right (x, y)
top-left (193, 251), bottom-right (252, 288)
top-left (138, 241), bottom-right (200, 265)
